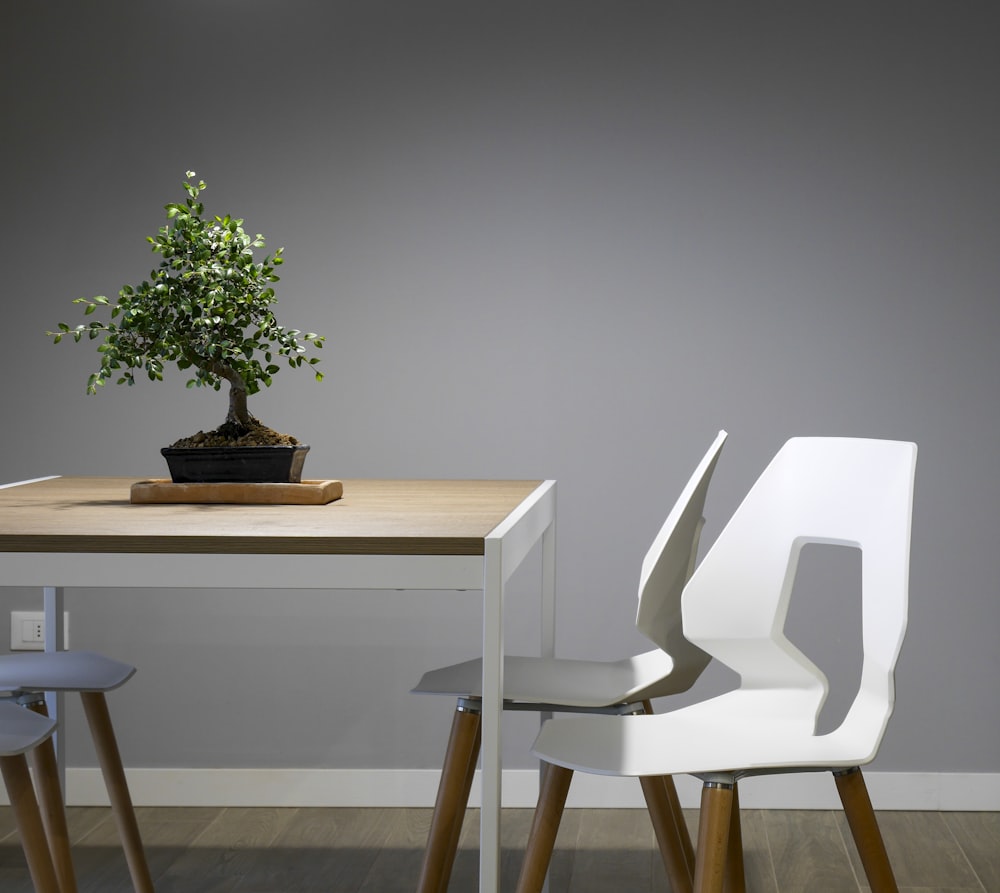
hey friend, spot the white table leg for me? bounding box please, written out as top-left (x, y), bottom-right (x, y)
top-left (480, 538), bottom-right (504, 893)
top-left (479, 483), bottom-right (557, 892)
top-left (540, 519), bottom-right (556, 659)
top-left (43, 586), bottom-right (67, 790)
top-left (539, 519), bottom-right (557, 893)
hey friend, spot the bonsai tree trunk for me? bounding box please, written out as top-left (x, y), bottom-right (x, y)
top-left (226, 378), bottom-right (251, 428)
top-left (193, 353), bottom-right (253, 429)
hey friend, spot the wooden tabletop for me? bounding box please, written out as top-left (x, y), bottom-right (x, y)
top-left (0, 477), bottom-right (543, 556)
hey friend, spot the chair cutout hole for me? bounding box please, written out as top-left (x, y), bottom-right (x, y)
top-left (783, 542), bottom-right (863, 735)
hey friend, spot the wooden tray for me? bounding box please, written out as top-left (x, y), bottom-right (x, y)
top-left (130, 479), bottom-right (343, 505)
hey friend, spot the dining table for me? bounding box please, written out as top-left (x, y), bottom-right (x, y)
top-left (0, 474), bottom-right (558, 893)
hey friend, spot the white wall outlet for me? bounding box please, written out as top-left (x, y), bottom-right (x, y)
top-left (9, 611), bottom-right (70, 651)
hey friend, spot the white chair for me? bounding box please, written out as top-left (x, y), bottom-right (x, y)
top-left (411, 430), bottom-right (727, 893)
top-left (0, 698), bottom-right (60, 893)
top-left (524, 437), bottom-right (917, 893)
top-left (0, 651), bottom-right (154, 893)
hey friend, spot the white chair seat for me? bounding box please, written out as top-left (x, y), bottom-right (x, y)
top-left (532, 688), bottom-right (871, 778)
top-left (413, 648), bottom-right (678, 708)
top-left (0, 651), bottom-right (135, 694)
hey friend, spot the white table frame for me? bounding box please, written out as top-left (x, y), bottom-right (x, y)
top-left (0, 477), bottom-right (557, 893)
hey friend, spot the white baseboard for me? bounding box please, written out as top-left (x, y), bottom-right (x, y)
top-left (46, 768), bottom-right (1000, 811)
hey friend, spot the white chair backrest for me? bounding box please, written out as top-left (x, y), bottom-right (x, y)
top-left (682, 437), bottom-right (917, 754)
top-left (635, 430), bottom-right (727, 690)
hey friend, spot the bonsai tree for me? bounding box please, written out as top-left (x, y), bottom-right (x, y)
top-left (49, 171), bottom-right (324, 446)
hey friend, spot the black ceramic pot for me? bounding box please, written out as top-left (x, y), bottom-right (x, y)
top-left (161, 444), bottom-right (310, 484)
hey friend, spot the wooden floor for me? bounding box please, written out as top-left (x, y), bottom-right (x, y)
top-left (0, 806), bottom-right (997, 892)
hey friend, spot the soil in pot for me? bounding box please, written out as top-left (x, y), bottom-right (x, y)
top-left (163, 419), bottom-right (310, 483)
top-left (169, 418), bottom-right (301, 449)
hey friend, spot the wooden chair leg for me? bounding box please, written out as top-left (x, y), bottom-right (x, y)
top-left (638, 701), bottom-right (697, 884)
top-left (25, 701), bottom-right (78, 893)
top-left (723, 782), bottom-right (746, 893)
top-left (692, 781), bottom-right (734, 893)
top-left (79, 692), bottom-right (154, 893)
top-left (514, 762), bottom-right (573, 893)
top-left (834, 767), bottom-right (899, 893)
top-left (662, 774), bottom-right (696, 878)
top-left (640, 775), bottom-right (693, 893)
top-left (417, 704), bottom-right (482, 893)
top-left (1, 753), bottom-right (61, 893)
top-left (441, 711), bottom-right (481, 893)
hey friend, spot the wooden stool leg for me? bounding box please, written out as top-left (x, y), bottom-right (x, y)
top-left (514, 762), bottom-right (573, 893)
top-left (640, 775), bottom-right (693, 893)
top-left (834, 767), bottom-right (899, 893)
top-left (417, 704), bottom-right (482, 893)
top-left (692, 781), bottom-right (733, 893)
top-left (79, 692), bottom-right (154, 893)
top-left (25, 701), bottom-right (78, 893)
top-left (723, 782), bottom-right (746, 893)
top-left (1, 753), bottom-right (61, 893)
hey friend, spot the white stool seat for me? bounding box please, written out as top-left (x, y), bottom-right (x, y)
top-left (0, 651), bottom-right (135, 694)
top-left (0, 699), bottom-right (55, 755)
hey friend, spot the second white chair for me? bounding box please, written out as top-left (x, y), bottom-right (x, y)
top-left (411, 429), bottom-right (727, 893)
top-left (523, 436), bottom-right (917, 893)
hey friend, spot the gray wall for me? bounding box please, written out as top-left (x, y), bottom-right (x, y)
top-left (2, 3), bottom-right (998, 775)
